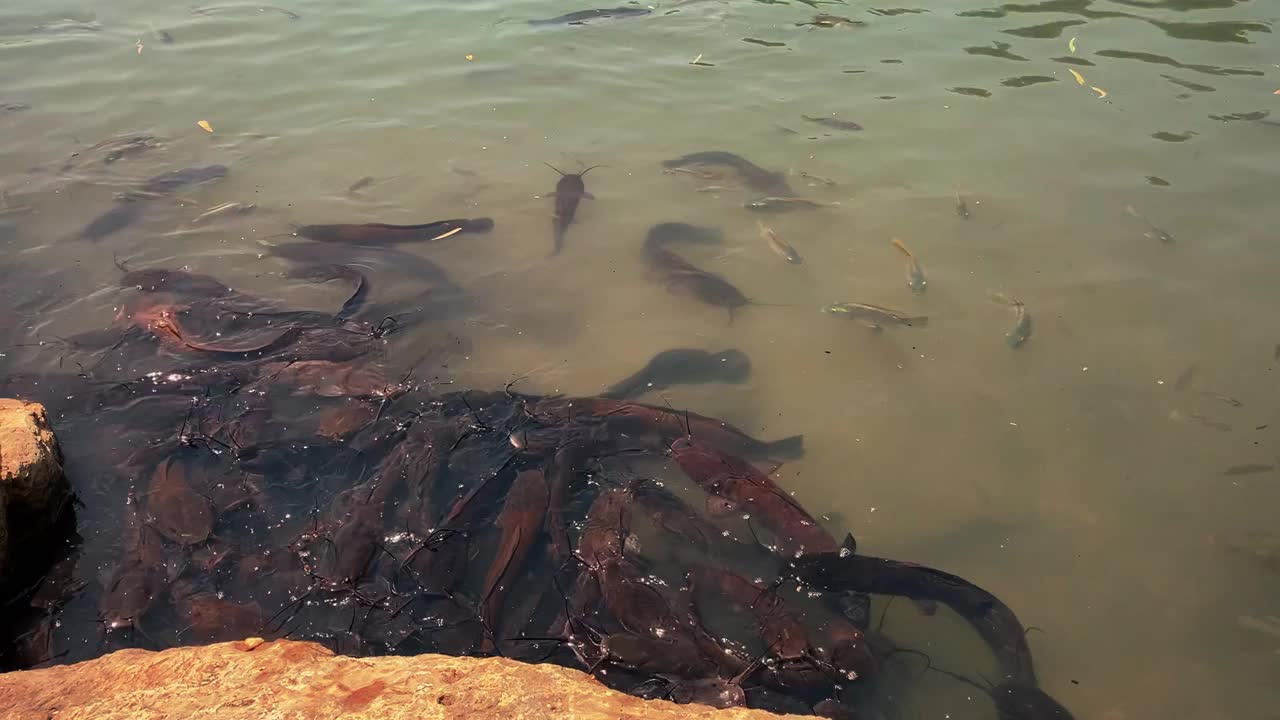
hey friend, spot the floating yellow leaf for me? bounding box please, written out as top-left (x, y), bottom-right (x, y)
top-left (1274, 89), bottom-right (1280, 95)
top-left (1068, 68), bottom-right (1085, 86)
top-left (465, 53), bottom-right (473, 61)
top-left (197, 120), bottom-right (213, 133)
top-left (1068, 36), bottom-right (1077, 53)
top-left (1090, 86), bottom-right (1107, 99)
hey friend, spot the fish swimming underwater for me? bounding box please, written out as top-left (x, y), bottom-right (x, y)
top-left (546, 163), bottom-right (600, 256)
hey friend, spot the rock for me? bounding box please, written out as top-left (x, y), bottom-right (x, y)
top-left (0, 640), bottom-right (806, 719)
top-left (0, 398), bottom-right (70, 578)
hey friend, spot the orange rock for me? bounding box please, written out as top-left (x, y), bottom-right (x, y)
top-left (0, 640), bottom-right (806, 719)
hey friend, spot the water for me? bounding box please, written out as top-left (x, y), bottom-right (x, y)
top-left (2, 0), bottom-right (1279, 717)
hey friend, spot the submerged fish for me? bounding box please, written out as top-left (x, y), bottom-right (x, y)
top-left (801, 114), bottom-right (863, 132)
top-left (662, 151), bottom-right (794, 197)
top-left (745, 196), bottom-right (837, 213)
top-left (1222, 463), bottom-right (1274, 476)
top-left (1124, 205), bottom-right (1174, 244)
top-left (546, 163), bottom-right (600, 256)
top-left (955, 190), bottom-right (970, 219)
top-left (296, 218), bottom-right (493, 245)
top-left (757, 220), bottom-right (802, 264)
top-left (347, 176), bottom-right (376, 194)
top-left (824, 302), bottom-right (927, 328)
top-left (82, 202), bottom-right (145, 241)
top-left (528, 7), bottom-right (651, 25)
top-left (798, 14), bottom-right (864, 28)
top-left (601, 348), bottom-right (752, 400)
top-left (990, 292), bottom-right (1031, 348)
top-left (141, 164), bottom-right (229, 194)
top-left (192, 202), bottom-right (254, 224)
top-left (890, 238), bottom-right (926, 294)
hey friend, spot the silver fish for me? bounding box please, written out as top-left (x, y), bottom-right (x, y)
top-left (891, 238), bottom-right (926, 294)
top-left (745, 196), bottom-right (838, 213)
top-left (757, 220), bottom-right (802, 264)
top-left (823, 302), bottom-right (927, 328)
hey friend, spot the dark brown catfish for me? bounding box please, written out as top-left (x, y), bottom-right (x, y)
top-left (480, 470), bottom-right (549, 643)
top-left (120, 268), bottom-right (233, 297)
top-left (546, 440), bottom-right (593, 560)
top-left (664, 266), bottom-right (753, 323)
top-left (296, 217), bottom-right (494, 245)
top-left (600, 348), bottom-right (751, 400)
top-left (691, 566), bottom-right (876, 691)
top-left (527, 395), bottom-right (803, 460)
top-left (146, 455), bottom-right (215, 545)
top-left (101, 494), bottom-right (167, 632)
top-left (671, 437), bottom-right (838, 556)
top-left (792, 551), bottom-right (1075, 720)
top-left (546, 163), bottom-right (600, 256)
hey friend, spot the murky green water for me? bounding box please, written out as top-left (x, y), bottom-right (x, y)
top-left (3, 0), bottom-right (1279, 717)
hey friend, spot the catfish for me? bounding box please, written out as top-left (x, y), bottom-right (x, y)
top-left (545, 163), bottom-right (600, 256)
top-left (480, 469), bottom-right (549, 649)
top-left (671, 437), bottom-right (838, 556)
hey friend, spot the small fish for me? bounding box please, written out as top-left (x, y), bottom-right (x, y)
top-left (801, 114), bottom-right (863, 132)
top-left (1201, 391), bottom-right (1244, 408)
top-left (191, 5), bottom-right (300, 19)
top-left (347, 176), bottom-right (375, 194)
top-left (1222, 463), bottom-right (1274, 476)
top-left (757, 220), bottom-right (802, 264)
top-left (745, 196), bottom-right (837, 213)
top-left (824, 302), bottom-right (927, 328)
top-left (890, 238), bottom-right (926, 294)
top-left (528, 7), bottom-right (651, 25)
top-left (1006, 301), bottom-right (1032, 348)
top-left (791, 169), bottom-right (837, 186)
top-left (663, 166), bottom-right (721, 180)
top-left (695, 185), bottom-right (726, 193)
top-left (192, 202), bottom-right (254, 224)
top-left (955, 190), bottom-right (970, 219)
top-left (1171, 409), bottom-right (1231, 432)
top-left (1173, 363), bottom-right (1197, 390)
top-left (1124, 205), bottom-right (1174, 243)
top-left (798, 14), bottom-right (864, 28)
top-left (990, 293), bottom-right (1031, 347)
top-left (1068, 68), bottom-right (1085, 85)
top-left (742, 37), bottom-right (786, 48)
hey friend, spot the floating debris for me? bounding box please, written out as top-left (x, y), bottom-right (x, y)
top-left (742, 38), bottom-right (786, 48)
